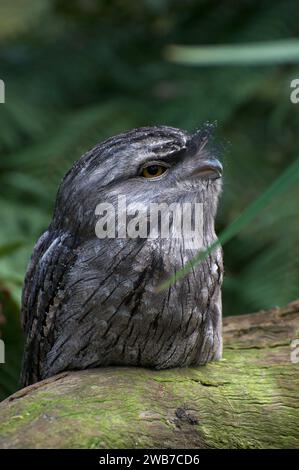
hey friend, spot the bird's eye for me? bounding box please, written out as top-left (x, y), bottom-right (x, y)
top-left (141, 164), bottom-right (167, 179)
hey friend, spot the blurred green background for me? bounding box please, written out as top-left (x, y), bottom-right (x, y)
top-left (1, 0), bottom-right (299, 399)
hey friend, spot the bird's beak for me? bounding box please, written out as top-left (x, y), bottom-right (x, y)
top-left (187, 126), bottom-right (223, 180)
top-left (192, 158), bottom-right (223, 180)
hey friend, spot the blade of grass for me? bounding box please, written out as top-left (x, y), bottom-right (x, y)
top-left (158, 158), bottom-right (299, 291)
top-left (166, 39), bottom-right (299, 66)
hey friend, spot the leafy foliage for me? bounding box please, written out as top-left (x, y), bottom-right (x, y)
top-left (0, 0), bottom-right (299, 398)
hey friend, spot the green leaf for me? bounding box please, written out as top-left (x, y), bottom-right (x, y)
top-left (166, 40), bottom-right (299, 66)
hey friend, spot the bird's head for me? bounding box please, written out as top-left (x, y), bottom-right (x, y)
top-left (54, 125), bottom-right (223, 241)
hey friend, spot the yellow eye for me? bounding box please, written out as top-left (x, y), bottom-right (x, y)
top-left (141, 165), bottom-right (167, 179)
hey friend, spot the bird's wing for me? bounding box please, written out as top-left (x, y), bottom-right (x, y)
top-left (20, 229), bottom-right (77, 386)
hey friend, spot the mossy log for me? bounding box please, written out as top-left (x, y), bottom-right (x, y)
top-left (0, 301), bottom-right (299, 449)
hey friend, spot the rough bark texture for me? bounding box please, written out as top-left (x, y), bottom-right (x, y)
top-left (0, 301), bottom-right (299, 449)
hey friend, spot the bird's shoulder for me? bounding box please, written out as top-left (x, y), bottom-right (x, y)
top-left (20, 228), bottom-right (77, 385)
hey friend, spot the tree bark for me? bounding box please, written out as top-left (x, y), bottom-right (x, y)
top-left (0, 301), bottom-right (299, 449)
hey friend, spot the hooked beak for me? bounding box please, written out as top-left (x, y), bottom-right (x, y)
top-left (187, 125), bottom-right (223, 180)
top-left (192, 158), bottom-right (223, 180)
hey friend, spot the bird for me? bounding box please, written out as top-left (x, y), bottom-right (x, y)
top-left (20, 124), bottom-right (223, 387)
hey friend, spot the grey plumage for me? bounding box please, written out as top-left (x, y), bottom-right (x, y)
top-left (20, 125), bottom-right (223, 387)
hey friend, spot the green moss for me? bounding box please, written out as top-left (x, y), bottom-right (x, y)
top-left (0, 344), bottom-right (298, 448)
